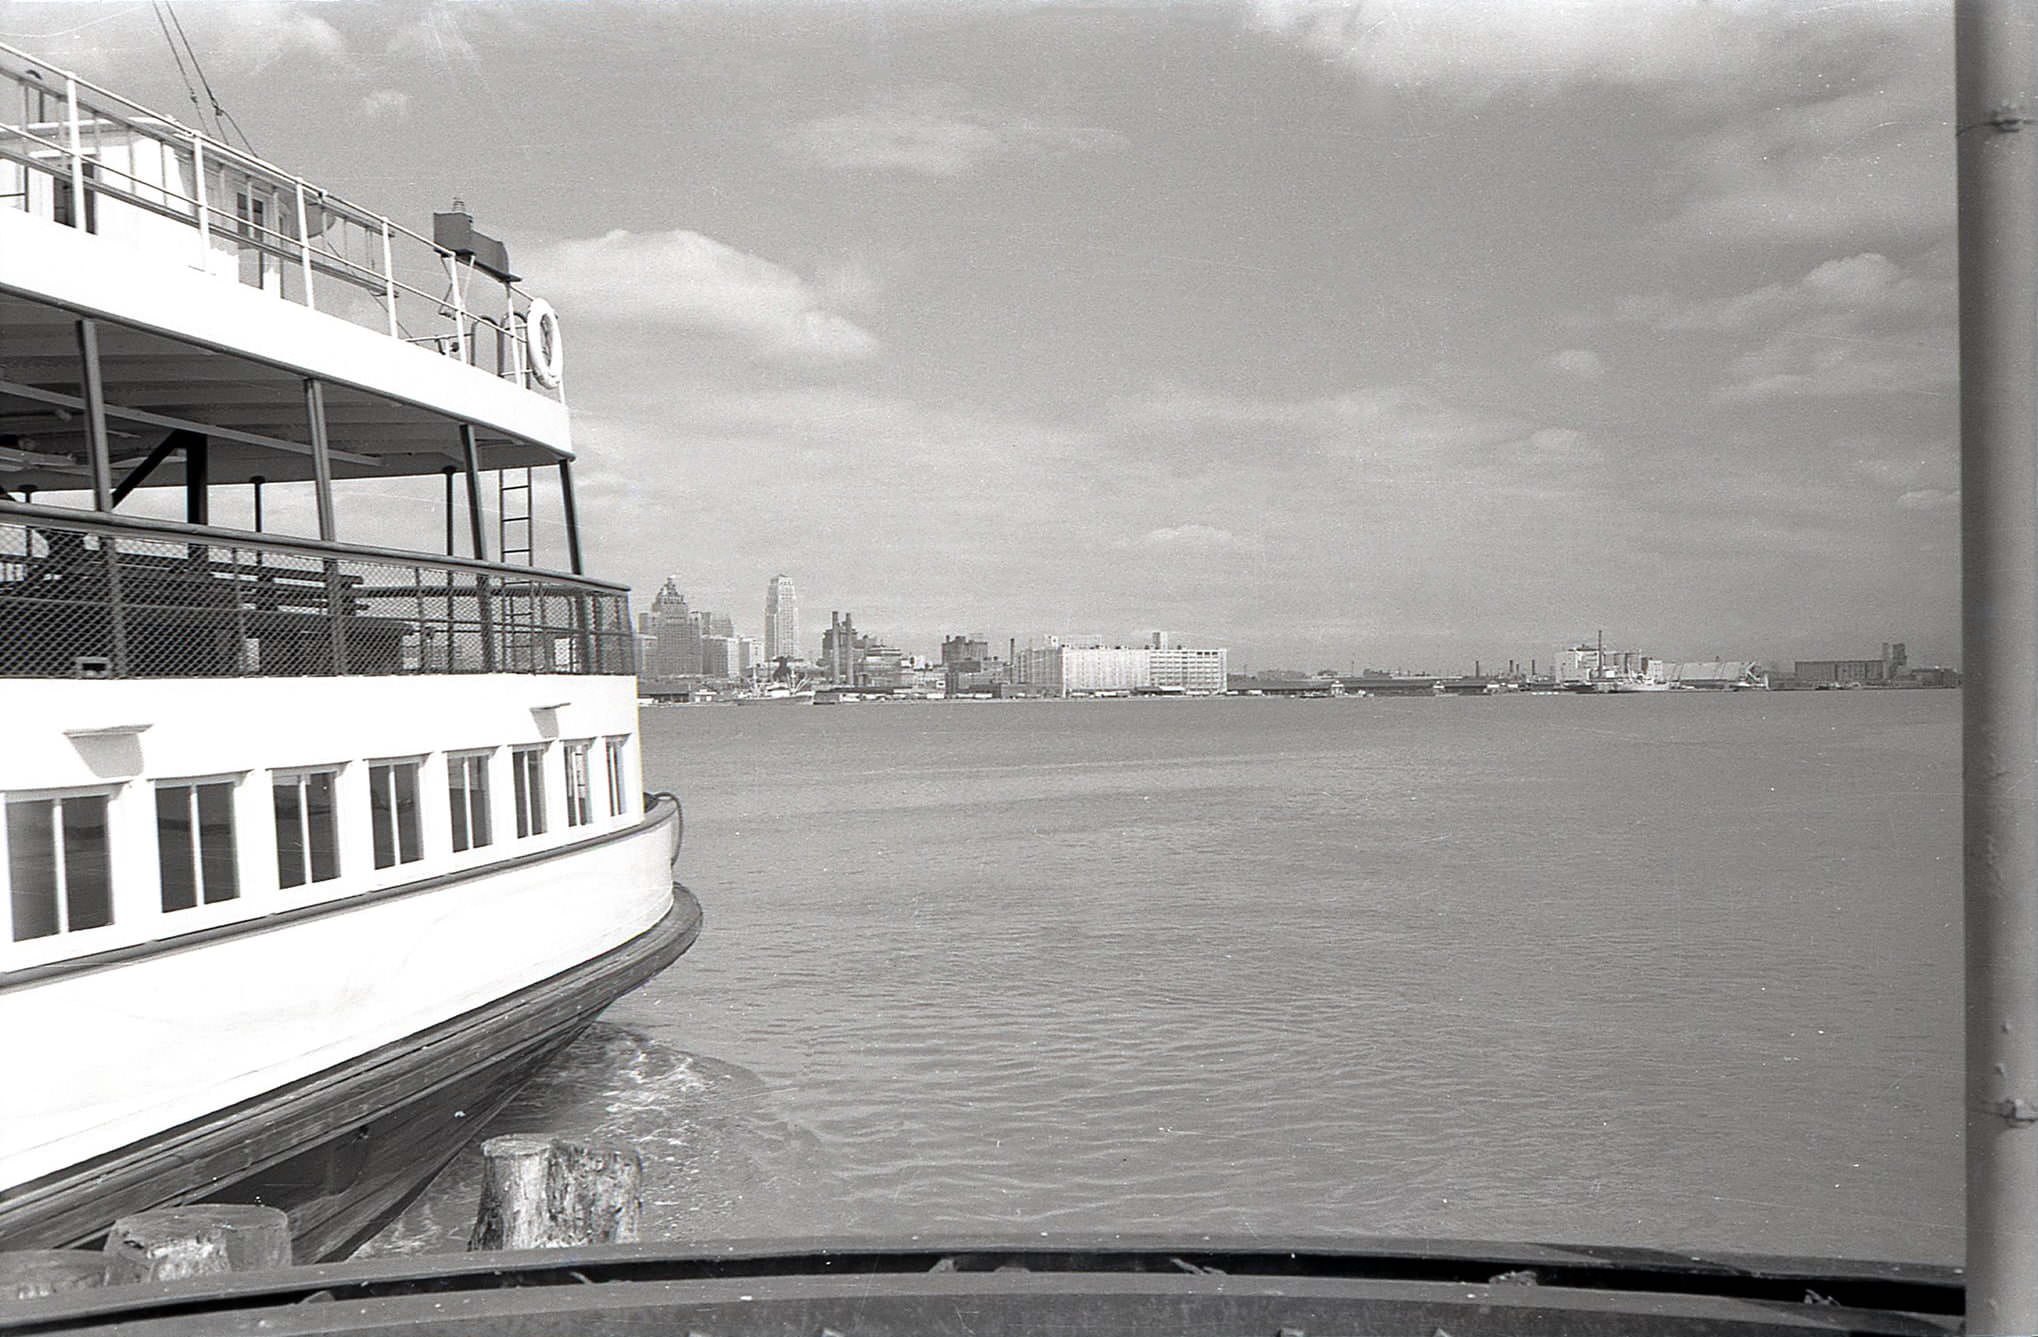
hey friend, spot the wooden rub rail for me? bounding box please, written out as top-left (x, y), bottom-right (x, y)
top-left (0, 510), bottom-right (634, 678)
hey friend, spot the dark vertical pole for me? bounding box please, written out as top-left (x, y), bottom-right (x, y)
top-left (184, 435), bottom-right (209, 525)
top-left (304, 379), bottom-right (345, 673)
top-left (76, 317), bottom-right (125, 674)
top-left (558, 459), bottom-right (585, 575)
top-left (75, 318), bottom-right (113, 512)
top-left (459, 424), bottom-right (496, 671)
top-left (303, 379), bottom-right (337, 542)
top-left (458, 424), bottom-right (489, 561)
top-left (1960, 3), bottom-right (2038, 1331)
top-left (443, 465), bottom-right (457, 556)
top-left (251, 476), bottom-right (265, 532)
top-left (559, 461), bottom-right (593, 667)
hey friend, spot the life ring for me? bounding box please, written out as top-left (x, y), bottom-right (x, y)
top-left (526, 298), bottom-right (564, 388)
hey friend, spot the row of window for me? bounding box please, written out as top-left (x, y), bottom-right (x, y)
top-left (7, 737), bottom-right (632, 944)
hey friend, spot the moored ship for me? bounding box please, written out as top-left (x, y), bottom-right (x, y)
top-left (0, 44), bottom-right (698, 1260)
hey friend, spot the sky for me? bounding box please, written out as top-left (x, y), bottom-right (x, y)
top-left (1, 0), bottom-right (1960, 671)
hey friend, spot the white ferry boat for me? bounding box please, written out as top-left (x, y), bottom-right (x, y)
top-left (0, 46), bottom-right (698, 1260)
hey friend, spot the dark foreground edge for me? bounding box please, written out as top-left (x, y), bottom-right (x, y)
top-left (0, 1235), bottom-right (1963, 1336)
top-left (0, 797), bottom-right (699, 1263)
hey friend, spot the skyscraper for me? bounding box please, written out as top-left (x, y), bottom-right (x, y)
top-left (764, 574), bottom-right (799, 663)
top-left (646, 579), bottom-right (701, 679)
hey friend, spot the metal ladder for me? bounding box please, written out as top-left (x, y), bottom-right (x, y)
top-left (495, 468), bottom-right (543, 668)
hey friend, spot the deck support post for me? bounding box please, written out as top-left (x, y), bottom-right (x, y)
top-left (459, 424), bottom-right (496, 671)
top-left (458, 424), bottom-right (489, 562)
top-left (103, 1205), bottom-right (291, 1285)
top-left (304, 379), bottom-right (337, 542)
top-left (305, 379), bottom-right (347, 673)
top-left (558, 460), bottom-right (594, 668)
top-left (443, 465), bottom-right (457, 557)
top-left (184, 434), bottom-right (209, 526)
top-left (558, 461), bottom-right (584, 576)
top-left (76, 318), bottom-right (126, 675)
top-left (110, 431), bottom-right (206, 509)
top-left (1960, 2), bottom-right (2038, 1332)
top-left (76, 319), bottom-right (113, 513)
top-left (468, 1134), bottom-right (642, 1251)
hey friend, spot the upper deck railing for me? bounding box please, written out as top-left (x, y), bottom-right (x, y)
top-left (0, 42), bottom-right (558, 394)
top-left (0, 506), bottom-right (633, 679)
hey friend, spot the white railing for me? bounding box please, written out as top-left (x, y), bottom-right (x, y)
top-left (0, 42), bottom-right (558, 395)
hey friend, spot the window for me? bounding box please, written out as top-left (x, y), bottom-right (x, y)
top-left (157, 780), bottom-right (239, 911)
top-left (448, 752), bottom-right (493, 853)
top-left (7, 792), bottom-right (112, 941)
top-left (273, 770), bottom-right (341, 889)
top-left (604, 736), bottom-right (629, 818)
top-left (563, 742), bottom-right (594, 829)
top-left (369, 760), bottom-right (424, 870)
top-left (512, 746), bottom-right (547, 838)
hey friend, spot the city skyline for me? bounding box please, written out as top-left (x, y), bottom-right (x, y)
top-left (7, 1), bottom-right (1958, 669)
top-left (630, 568), bottom-right (1934, 677)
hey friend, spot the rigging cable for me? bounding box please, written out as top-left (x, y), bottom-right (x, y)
top-left (149, 0), bottom-right (213, 139)
top-left (159, 0), bottom-right (258, 156)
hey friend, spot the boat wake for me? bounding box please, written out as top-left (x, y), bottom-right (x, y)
top-left (359, 1023), bottom-right (833, 1256)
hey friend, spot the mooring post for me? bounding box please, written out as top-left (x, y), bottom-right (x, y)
top-left (467, 1133), bottom-right (643, 1251)
top-left (103, 1204), bottom-right (292, 1284)
top-left (0, 1250), bottom-right (107, 1300)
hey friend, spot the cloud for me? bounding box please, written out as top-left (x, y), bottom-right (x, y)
top-left (785, 86), bottom-right (1126, 177)
top-left (1140, 524), bottom-right (1254, 551)
top-left (357, 88), bottom-right (411, 121)
top-left (385, 14), bottom-right (481, 65)
top-left (1637, 253), bottom-right (1932, 333)
top-left (1250, 0), bottom-right (1838, 107)
top-left (1662, 76), bottom-right (1953, 246)
top-left (1256, 3), bottom-right (1949, 247)
top-left (1548, 349), bottom-right (1604, 379)
top-left (522, 229), bottom-right (880, 363)
top-left (250, 10), bottom-right (348, 67)
top-left (1613, 252), bottom-right (1956, 404)
top-left (1714, 326), bottom-right (1955, 403)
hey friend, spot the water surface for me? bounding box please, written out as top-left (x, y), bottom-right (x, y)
top-left (375, 691), bottom-right (1960, 1264)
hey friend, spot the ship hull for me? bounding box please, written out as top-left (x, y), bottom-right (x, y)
top-left (0, 802), bottom-right (698, 1262)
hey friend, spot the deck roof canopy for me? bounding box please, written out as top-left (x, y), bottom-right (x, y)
top-left (0, 287), bottom-right (567, 494)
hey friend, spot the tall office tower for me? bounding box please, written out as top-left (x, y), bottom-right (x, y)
top-left (765, 574), bottom-right (799, 663)
top-left (646, 579), bottom-right (700, 679)
top-left (706, 612), bottom-right (734, 639)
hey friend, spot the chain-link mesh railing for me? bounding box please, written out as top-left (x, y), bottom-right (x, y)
top-left (0, 512), bottom-right (633, 679)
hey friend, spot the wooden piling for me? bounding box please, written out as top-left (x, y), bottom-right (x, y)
top-left (103, 1204), bottom-right (292, 1284)
top-left (0, 1250), bottom-right (107, 1300)
top-left (467, 1133), bottom-right (642, 1251)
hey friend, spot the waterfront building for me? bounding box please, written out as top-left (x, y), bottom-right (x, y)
top-left (701, 635), bottom-right (743, 680)
top-left (764, 575), bottom-right (799, 664)
top-left (1554, 643), bottom-right (1651, 685)
top-left (1150, 646), bottom-right (1229, 693)
top-left (823, 611), bottom-right (860, 684)
top-left (1015, 636), bottom-right (1231, 697)
top-left (1657, 662), bottom-right (1770, 690)
top-left (943, 635), bottom-right (991, 666)
top-left (941, 633), bottom-right (1004, 696)
top-left (1061, 645), bottom-right (1150, 695)
top-left (646, 579), bottom-right (702, 680)
top-left (736, 636), bottom-right (761, 679)
top-left (858, 641), bottom-right (908, 691)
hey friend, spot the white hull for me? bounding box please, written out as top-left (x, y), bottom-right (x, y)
top-left (1, 673), bottom-right (668, 1197)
